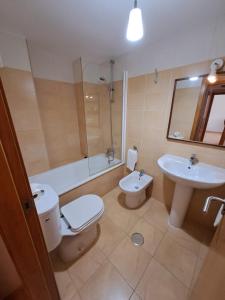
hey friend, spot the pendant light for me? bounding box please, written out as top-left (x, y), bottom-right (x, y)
top-left (126, 0), bottom-right (144, 42)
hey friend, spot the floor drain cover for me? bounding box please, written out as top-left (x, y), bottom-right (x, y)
top-left (131, 233), bottom-right (144, 246)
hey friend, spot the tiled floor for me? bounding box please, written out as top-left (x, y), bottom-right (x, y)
top-left (51, 187), bottom-right (211, 300)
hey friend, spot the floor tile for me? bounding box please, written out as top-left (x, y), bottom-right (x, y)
top-left (106, 202), bottom-right (140, 234)
top-left (155, 233), bottom-right (197, 287)
top-left (134, 198), bottom-right (153, 217)
top-left (190, 257), bottom-right (205, 291)
top-left (103, 188), bottom-right (120, 212)
top-left (68, 244), bottom-right (106, 290)
top-left (70, 290), bottom-right (82, 300)
top-left (54, 269), bottom-right (78, 300)
top-left (51, 251), bottom-right (77, 300)
top-left (79, 261), bottom-right (133, 300)
top-left (96, 215), bottom-right (126, 256)
top-left (110, 237), bottom-right (151, 288)
top-left (136, 259), bottom-right (188, 300)
top-left (198, 243), bottom-right (209, 260)
top-left (143, 199), bottom-right (169, 233)
top-left (52, 187), bottom-right (208, 300)
top-left (130, 292), bottom-right (142, 300)
top-left (167, 226), bottom-right (201, 255)
top-left (129, 218), bottom-right (164, 256)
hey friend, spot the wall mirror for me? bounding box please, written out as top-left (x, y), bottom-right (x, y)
top-left (167, 73), bottom-right (225, 148)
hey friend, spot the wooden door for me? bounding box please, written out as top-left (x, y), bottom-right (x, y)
top-left (0, 78), bottom-right (60, 299)
top-left (189, 214), bottom-right (225, 299)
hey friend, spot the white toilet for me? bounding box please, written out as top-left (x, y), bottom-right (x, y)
top-left (32, 183), bottom-right (104, 262)
top-left (119, 170), bottom-right (153, 208)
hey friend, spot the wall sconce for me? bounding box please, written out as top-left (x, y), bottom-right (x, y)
top-left (207, 58), bottom-right (224, 84)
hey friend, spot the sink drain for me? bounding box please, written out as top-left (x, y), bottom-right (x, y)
top-left (131, 232), bottom-right (144, 246)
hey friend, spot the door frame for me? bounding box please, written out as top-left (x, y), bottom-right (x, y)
top-left (190, 76), bottom-right (225, 142)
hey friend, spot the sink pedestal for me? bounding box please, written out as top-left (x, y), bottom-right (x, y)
top-left (169, 184), bottom-right (193, 227)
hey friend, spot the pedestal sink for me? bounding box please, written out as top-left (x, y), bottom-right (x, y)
top-left (157, 154), bottom-right (225, 227)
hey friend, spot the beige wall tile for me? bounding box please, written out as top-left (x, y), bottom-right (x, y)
top-left (126, 60), bottom-right (225, 229)
top-left (0, 67), bottom-right (49, 175)
top-left (59, 165), bottom-right (124, 206)
top-left (35, 77), bottom-right (82, 169)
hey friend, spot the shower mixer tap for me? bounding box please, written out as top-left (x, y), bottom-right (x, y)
top-left (106, 148), bottom-right (114, 163)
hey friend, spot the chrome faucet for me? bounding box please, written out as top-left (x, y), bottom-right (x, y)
top-left (203, 196), bottom-right (225, 213)
top-left (106, 147), bottom-right (114, 163)
top-left (189, 154), bottom-right (199, 166)
top-left (139, 169), bottom-right (145, 180)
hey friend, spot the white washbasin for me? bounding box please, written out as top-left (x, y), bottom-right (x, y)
top-left (157, 154), bottom-right (225, 228)
top-left (157, 154), bottom-right (225, 189)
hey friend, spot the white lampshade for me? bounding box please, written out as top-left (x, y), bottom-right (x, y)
top-left (126, 7), bottom-right (144, 42)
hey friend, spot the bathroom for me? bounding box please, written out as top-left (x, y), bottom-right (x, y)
top-left (0, 1), bottom-right (225, 299)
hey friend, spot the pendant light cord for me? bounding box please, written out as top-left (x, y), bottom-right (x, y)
top-left (134, 0), bottom-right (137, 8)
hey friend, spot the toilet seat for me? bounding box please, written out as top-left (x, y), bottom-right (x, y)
top-left (61, 194), bottom-right (104, 234)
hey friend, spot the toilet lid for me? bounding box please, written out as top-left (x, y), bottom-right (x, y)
top-left (61, 194), bottom-right (104, 231)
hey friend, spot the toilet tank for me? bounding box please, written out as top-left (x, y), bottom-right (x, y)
top-left (31, 183), bottom-right (62, 252)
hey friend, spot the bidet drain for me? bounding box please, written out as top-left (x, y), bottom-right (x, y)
top-left (131, 233), bottom-right (144, 246)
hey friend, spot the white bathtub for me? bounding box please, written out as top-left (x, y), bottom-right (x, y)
top-left (29, 153), bottom-right (122, 195)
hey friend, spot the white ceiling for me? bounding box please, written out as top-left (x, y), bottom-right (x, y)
top-left (0, 0), bottom-right (225, 62)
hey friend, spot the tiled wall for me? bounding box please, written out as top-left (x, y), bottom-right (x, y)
top-left (34, 78), bottom-right (82, 168)
top-left (0, 67), bottom-right (83, 175)
top-left (111, 80), bottom-right (123, 159)
top-left (82, 80), bottom-right (123, 159)
top-left (0, 67), bottom-right (122, 175)
top-left (60, 165), bottom-right (124, 206)
top-left (169, 87), bottom-right (200, 139)
top-left (83, 82), bottom-right (111, 156)
top-left (74, 81), bottom-right (88, 157)
top-left (0, 67), bottom-right (50, 175)
top-left (126, 59), bottom-right (225, 228)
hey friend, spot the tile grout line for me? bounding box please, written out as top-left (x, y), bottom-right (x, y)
top-left (153, 252), bottom-right (195, 292)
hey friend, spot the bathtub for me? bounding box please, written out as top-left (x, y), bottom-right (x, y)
top-left (29, 153), bottom-right (122, 195)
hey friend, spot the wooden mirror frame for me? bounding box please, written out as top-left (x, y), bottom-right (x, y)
top-left (167, 72), bottom-right (225, 149)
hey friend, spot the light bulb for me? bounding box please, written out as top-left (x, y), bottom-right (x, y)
top-left (207, 74), bottom-right (217, 84)
top-left (189, 76), bottom-right (199, 81)
top-left (126, 6), bottom-right (144, 42)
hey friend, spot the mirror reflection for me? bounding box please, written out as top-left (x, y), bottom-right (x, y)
top-left (168, 74), bottom-right (225, 147)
